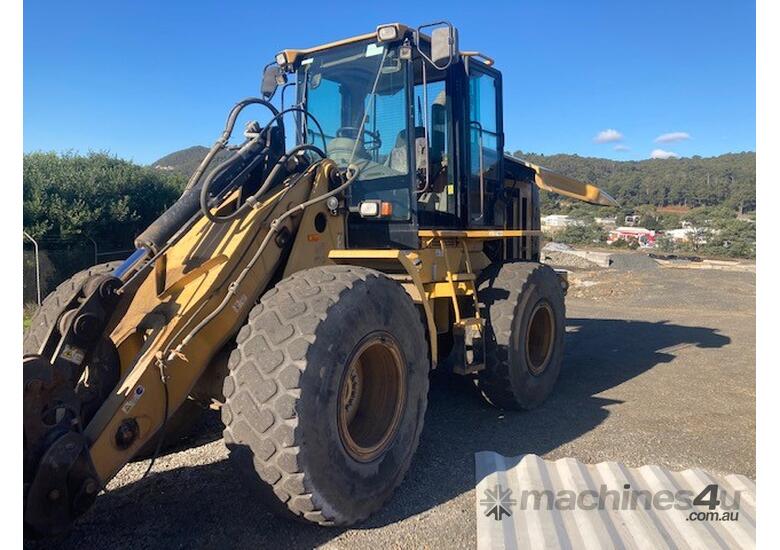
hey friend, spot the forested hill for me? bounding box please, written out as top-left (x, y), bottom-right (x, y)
top-left (151, 146), bottom-right (212, 177)
top-left (513, 151), bottom-right (755, 213)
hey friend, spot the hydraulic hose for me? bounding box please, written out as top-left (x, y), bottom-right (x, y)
top-left (136, 98), bottom-right (281, 252)
top-left (186, 98), bottom-right (281, 192)
top-left (173, 163), bottom-right (360, 355)
top-left (259, 107), bottom-right (329, 156)
top-left (200, 143), bottom-right (326, 224)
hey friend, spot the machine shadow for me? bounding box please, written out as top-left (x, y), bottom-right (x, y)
top-left (363, 316), bottom-right (730, 527)
top-left (60, 316), bottom-right (729, 548)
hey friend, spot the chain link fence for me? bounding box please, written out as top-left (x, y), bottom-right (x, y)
top-left (23, 235), bottom-right (132, 310)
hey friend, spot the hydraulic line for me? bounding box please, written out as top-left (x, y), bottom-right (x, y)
top-left (172, 163), bottom-right (360, 358)
top-left (186, 98), bottom-right (281, 192)
top-left (126, 101), bottom-right (325, 283)
top-left (200, 143), bottom-right (326, 224)
top-left (259, 106), bottom-right (329, 156)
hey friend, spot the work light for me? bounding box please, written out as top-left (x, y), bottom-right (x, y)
top-left (376, 24), bottom-right (399, 42)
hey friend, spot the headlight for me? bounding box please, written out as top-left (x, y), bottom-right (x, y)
top-left (376, 24), bottom-right (399, 43)
top-left (359, 201), bottom-right (380, 217)
top-left (275, 52), bottom-right (287, 66)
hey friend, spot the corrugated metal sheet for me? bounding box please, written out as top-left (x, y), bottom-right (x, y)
top-left (475, 452), bottom-right (755, 550)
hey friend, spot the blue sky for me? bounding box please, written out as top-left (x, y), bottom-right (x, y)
top-left (24, 0), bottom-right (755, 164)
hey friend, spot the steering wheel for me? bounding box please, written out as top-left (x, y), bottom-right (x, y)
top-left (336, 127), bottom-right (382, 152)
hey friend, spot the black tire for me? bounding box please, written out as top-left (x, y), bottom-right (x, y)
top-left (476, 262), bottom-right (565, 410)
top-left (222, 265), bottom-right (429, 526)
top-left (23, 261), bottom-right (122, 355)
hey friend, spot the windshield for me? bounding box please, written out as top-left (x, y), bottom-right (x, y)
top-left (297, 41), bottom-right (411, 220)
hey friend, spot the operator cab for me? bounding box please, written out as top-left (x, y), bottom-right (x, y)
top-left (271, 23), bottom-right (514, 250)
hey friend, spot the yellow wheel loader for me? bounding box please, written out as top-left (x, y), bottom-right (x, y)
top-left (22, 22), bottom-right (617, 536)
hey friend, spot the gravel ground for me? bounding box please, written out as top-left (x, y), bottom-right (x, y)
top-left (36, 255), bottom-right (755, 549)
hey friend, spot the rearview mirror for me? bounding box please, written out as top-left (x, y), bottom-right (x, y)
top-left (429, 24), bottom-right (459, 68)
top-left (261, 64), bottom-right (284, 99)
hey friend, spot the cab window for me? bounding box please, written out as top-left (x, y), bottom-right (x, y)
top-left (467, 69), bottom-right (502, 225)
top-left (299, 42), bottom-right (411, 220)
top-left (413, 60), bottom-right (457, 225)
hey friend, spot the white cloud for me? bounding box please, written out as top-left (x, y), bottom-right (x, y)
top-left (654, 131), bottom-right (691, 143)
top-left (650, 148), bottom-right (680, 159)
top-left (613, 144), bottom-right (630, 152)
top-left (594, 129), bottom-right (623, 143)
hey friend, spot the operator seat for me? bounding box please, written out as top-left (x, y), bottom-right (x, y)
top-left (387, 127), bottom-right (426, 173)
top-left (327, 137), bottom-right (371, 167)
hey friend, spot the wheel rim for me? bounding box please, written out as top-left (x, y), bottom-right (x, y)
top-left (525, 301), bottom-right (555, 376)
top-left (338, 332), bottom-right (406, 462)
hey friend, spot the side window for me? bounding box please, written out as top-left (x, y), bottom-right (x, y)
top-left (414, 79), bottom-right (456, 218)
top-left (303, 76), bottom-right (340, 145)
top-left (468, 70), bottom-right (501, 225)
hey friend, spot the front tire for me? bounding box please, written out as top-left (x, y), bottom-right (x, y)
top-left (222, 265), bottom-right (429, 526)
top-left (476, 262), bottom-right (565, 410)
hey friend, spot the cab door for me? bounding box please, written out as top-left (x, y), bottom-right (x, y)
top-left (465, 63), bottom-right (504, 227)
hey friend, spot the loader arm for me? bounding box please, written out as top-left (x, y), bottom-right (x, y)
top-left (85, 175), bottom-right (317, 483)
top-left (513, 156), bottom-right (619, 207)
top-left (23, 151), bottom-right (342, 536)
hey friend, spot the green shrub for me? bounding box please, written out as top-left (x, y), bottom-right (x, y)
top-left (23, 151), bottom-right (187, 248)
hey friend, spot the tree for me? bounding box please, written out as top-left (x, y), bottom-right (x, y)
top-left (554, 222), bottom-right (607, 245)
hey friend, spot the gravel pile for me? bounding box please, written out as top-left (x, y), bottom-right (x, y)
top-left (608, 252), bottom-right (659, 271)
top-left (542, 251), bottom-right (604, 270)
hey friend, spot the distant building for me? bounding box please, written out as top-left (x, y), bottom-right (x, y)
top-left (541, 215), bottom-right (584, 233)
top-left (608, 227), bottom-right (656, 247)
top-left (624, 214), bottom-right (641, 226)
top-left (664, 227), bottom-right (696, 242)
top-left (662, 226), bottom-right (711, 245)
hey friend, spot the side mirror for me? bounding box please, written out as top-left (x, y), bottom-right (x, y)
top-left (261, 64), bottom-right (285, 99)
top-left (427, 23), bottom-right (459, 68)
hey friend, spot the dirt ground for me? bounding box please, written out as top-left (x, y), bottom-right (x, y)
top-left (38, 252), bottom-right (756, 550)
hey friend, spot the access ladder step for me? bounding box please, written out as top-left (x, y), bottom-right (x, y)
top-left (450, 273), bottom-right (477, 282)
top-left (452, 317), bottom-right (486, 375)
top-left (455, 316), bottom-right (485, 329)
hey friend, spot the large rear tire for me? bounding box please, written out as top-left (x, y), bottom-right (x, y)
top-left (476, 262), bottom-right (565, 410)
top-left (222, 265), bottom-right (429, 526)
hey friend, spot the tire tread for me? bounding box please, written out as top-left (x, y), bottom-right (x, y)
top-left (222, 265), bottom-right (428, 526)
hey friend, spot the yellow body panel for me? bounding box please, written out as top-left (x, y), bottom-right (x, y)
top-left (283, 171), bottom-right (345, 277)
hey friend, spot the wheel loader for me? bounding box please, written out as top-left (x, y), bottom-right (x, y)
top-left (22, 21), bottom-right (617, 537)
